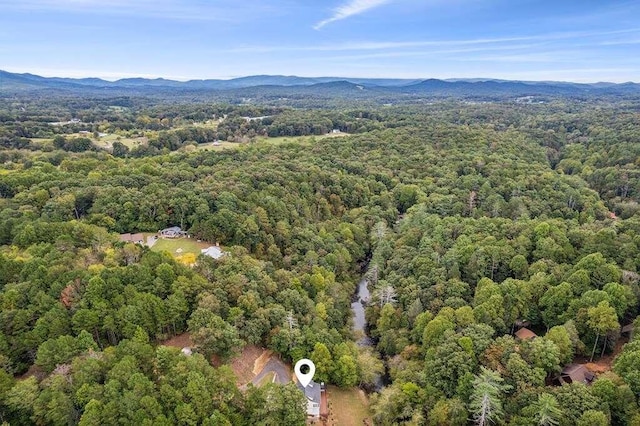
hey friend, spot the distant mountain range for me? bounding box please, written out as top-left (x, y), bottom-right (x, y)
top-left (2, 70), bottom-right (639, 99)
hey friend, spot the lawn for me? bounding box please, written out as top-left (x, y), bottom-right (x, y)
top-left (326, 385), bottom-right (371, 425)
top-left (149, 237), bottom-right (211, 257)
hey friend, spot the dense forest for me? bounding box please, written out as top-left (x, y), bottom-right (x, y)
top-left (0, 93), bottom-right (639, 425)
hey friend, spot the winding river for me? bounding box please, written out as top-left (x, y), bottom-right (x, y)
top-left (351, 277), bottom-right (373, 346)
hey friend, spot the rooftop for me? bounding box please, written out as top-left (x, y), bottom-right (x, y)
top-left (515, 327), bottom-right (538, 340)
top-left (297, 380), bottom-right (322, 404)
top-left (201, 245), bottom-right (225, 259)
top-left (559, 364), bottom-right (595, 385)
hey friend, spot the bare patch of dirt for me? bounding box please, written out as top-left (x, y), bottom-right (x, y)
top-left (577, 338), bottom-right (628, 374)
top-left (161, 332), bottom-right (193, 349)
top-left (253, 348), bottom-right (273, 375)
top-left (230, 345), bottom-right (267, 385)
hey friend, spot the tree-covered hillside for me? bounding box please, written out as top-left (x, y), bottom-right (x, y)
top-left (0, 97), bottom-right (639, 425)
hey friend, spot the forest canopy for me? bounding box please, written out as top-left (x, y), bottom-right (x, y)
top-left (0, 94), bottom-right (639, 425)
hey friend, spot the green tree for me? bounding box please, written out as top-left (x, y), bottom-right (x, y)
top-left (469, 368), bottom-right (511, 426)
top-left (540, 283), bottom-right (573, 328)
top-left (532, 393), bottom-right (563, 426)
top-left (333, 355), bottom-right (358, 387)
top-left (428, 398), bottom-right (467, 426)
top-left (310, 342), bottom-right (333, 383)
top-left (188, 309), bottom-right (243, 361)
top-left (613, 340), bottom-right (640, 397)
top-left (587, 301), bottom-right (619, 361)
top-left (112, 141), bottom-right (130, 158)
top-left (576, 410), bottom-right (608, 426)
top-left (545, 326), bottom-right (574, 366)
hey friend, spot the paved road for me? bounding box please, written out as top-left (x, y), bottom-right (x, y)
top-left (251, 356), bottom-right (292, 385)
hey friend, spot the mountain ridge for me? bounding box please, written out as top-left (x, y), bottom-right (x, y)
top-left (1, 70), bottom-right (639, 98)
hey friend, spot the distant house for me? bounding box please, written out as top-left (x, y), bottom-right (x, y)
top-left (201, 244), bottom-right (227, 260)
top-left (555, 364), bottom-right (595, 386)
top-left (297, 380), bottom-right (322, 418)
top-left (515, 327), bottom-right (538, 341)
top-left (120, 233), bottom-right (145, 244)
top-left (159, 226), bottom-right (187, 238)
top-left (181, 347), bottom-right (192, 356)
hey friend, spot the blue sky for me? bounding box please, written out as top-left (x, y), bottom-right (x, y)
top-left (1, 0), bottom-right (639, 82)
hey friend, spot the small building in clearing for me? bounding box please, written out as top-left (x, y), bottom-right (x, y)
top-left (515, 327), bottom-right (538, 341)
top-left (201, 244), bottom-right (227, 260)
top-left (120, 233), bottom-right (145, 244)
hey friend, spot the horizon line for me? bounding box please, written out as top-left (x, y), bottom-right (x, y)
top-left (2, 69), bottom-right (637, 85)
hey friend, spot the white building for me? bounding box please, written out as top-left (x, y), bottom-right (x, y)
top-left (201, 245), bottom-right (226, 259)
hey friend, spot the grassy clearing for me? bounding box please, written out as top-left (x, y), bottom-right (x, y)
top-left (194, 132), bottom-right (351, 151)
top-left (92, 133), bottom-right (147, 149)
top-left (190, 141), bottom-right (242, 151)
top-left (29, 138), bottom-right (54, 145)
top-left (326, 385), bottom-right (371, 426)
top-left (256, 132), bottom-right (349, 146)
top-left (179, 119), bottom-right (220, 130)
top-left (149, 237), bottom-right (211, 257)
top-left (31, 133), bottom-right (146, 149)
top-left (32, 130), bottom-right (348, 153)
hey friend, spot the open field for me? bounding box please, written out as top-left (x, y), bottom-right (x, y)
top-left (191, 141), bottom-right (242, 151)
top-left (191, 135), bottom-right (324, 152)
top-left (31, 130), bottom-right (348, 153)
top-left (149, 237), bottom-right (211, 256)
top-left (93, 133), bottom-right (147, 149)
top-left (30, 133), bottom-right (146, 149)
top-left (185, 119), bottom-right (220, 130)
top-left (255, 132), bottom-right (349, 146)
top-left (29, 138), bottom-right (54, 145)
top-left (325, 386), bottom-right (371, 426)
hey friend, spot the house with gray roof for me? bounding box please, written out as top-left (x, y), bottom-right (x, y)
top-left (159, 226), bottom-right (187, 238)
top-left (297, 380), bottom-right (322, 418)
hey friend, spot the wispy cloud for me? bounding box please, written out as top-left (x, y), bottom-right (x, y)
top-left (223, 27), bottom-right (640, 54)
top-left (314, 0), bottom-right (392, 30)
top-left (318, 43), bottom-right (546, 61)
